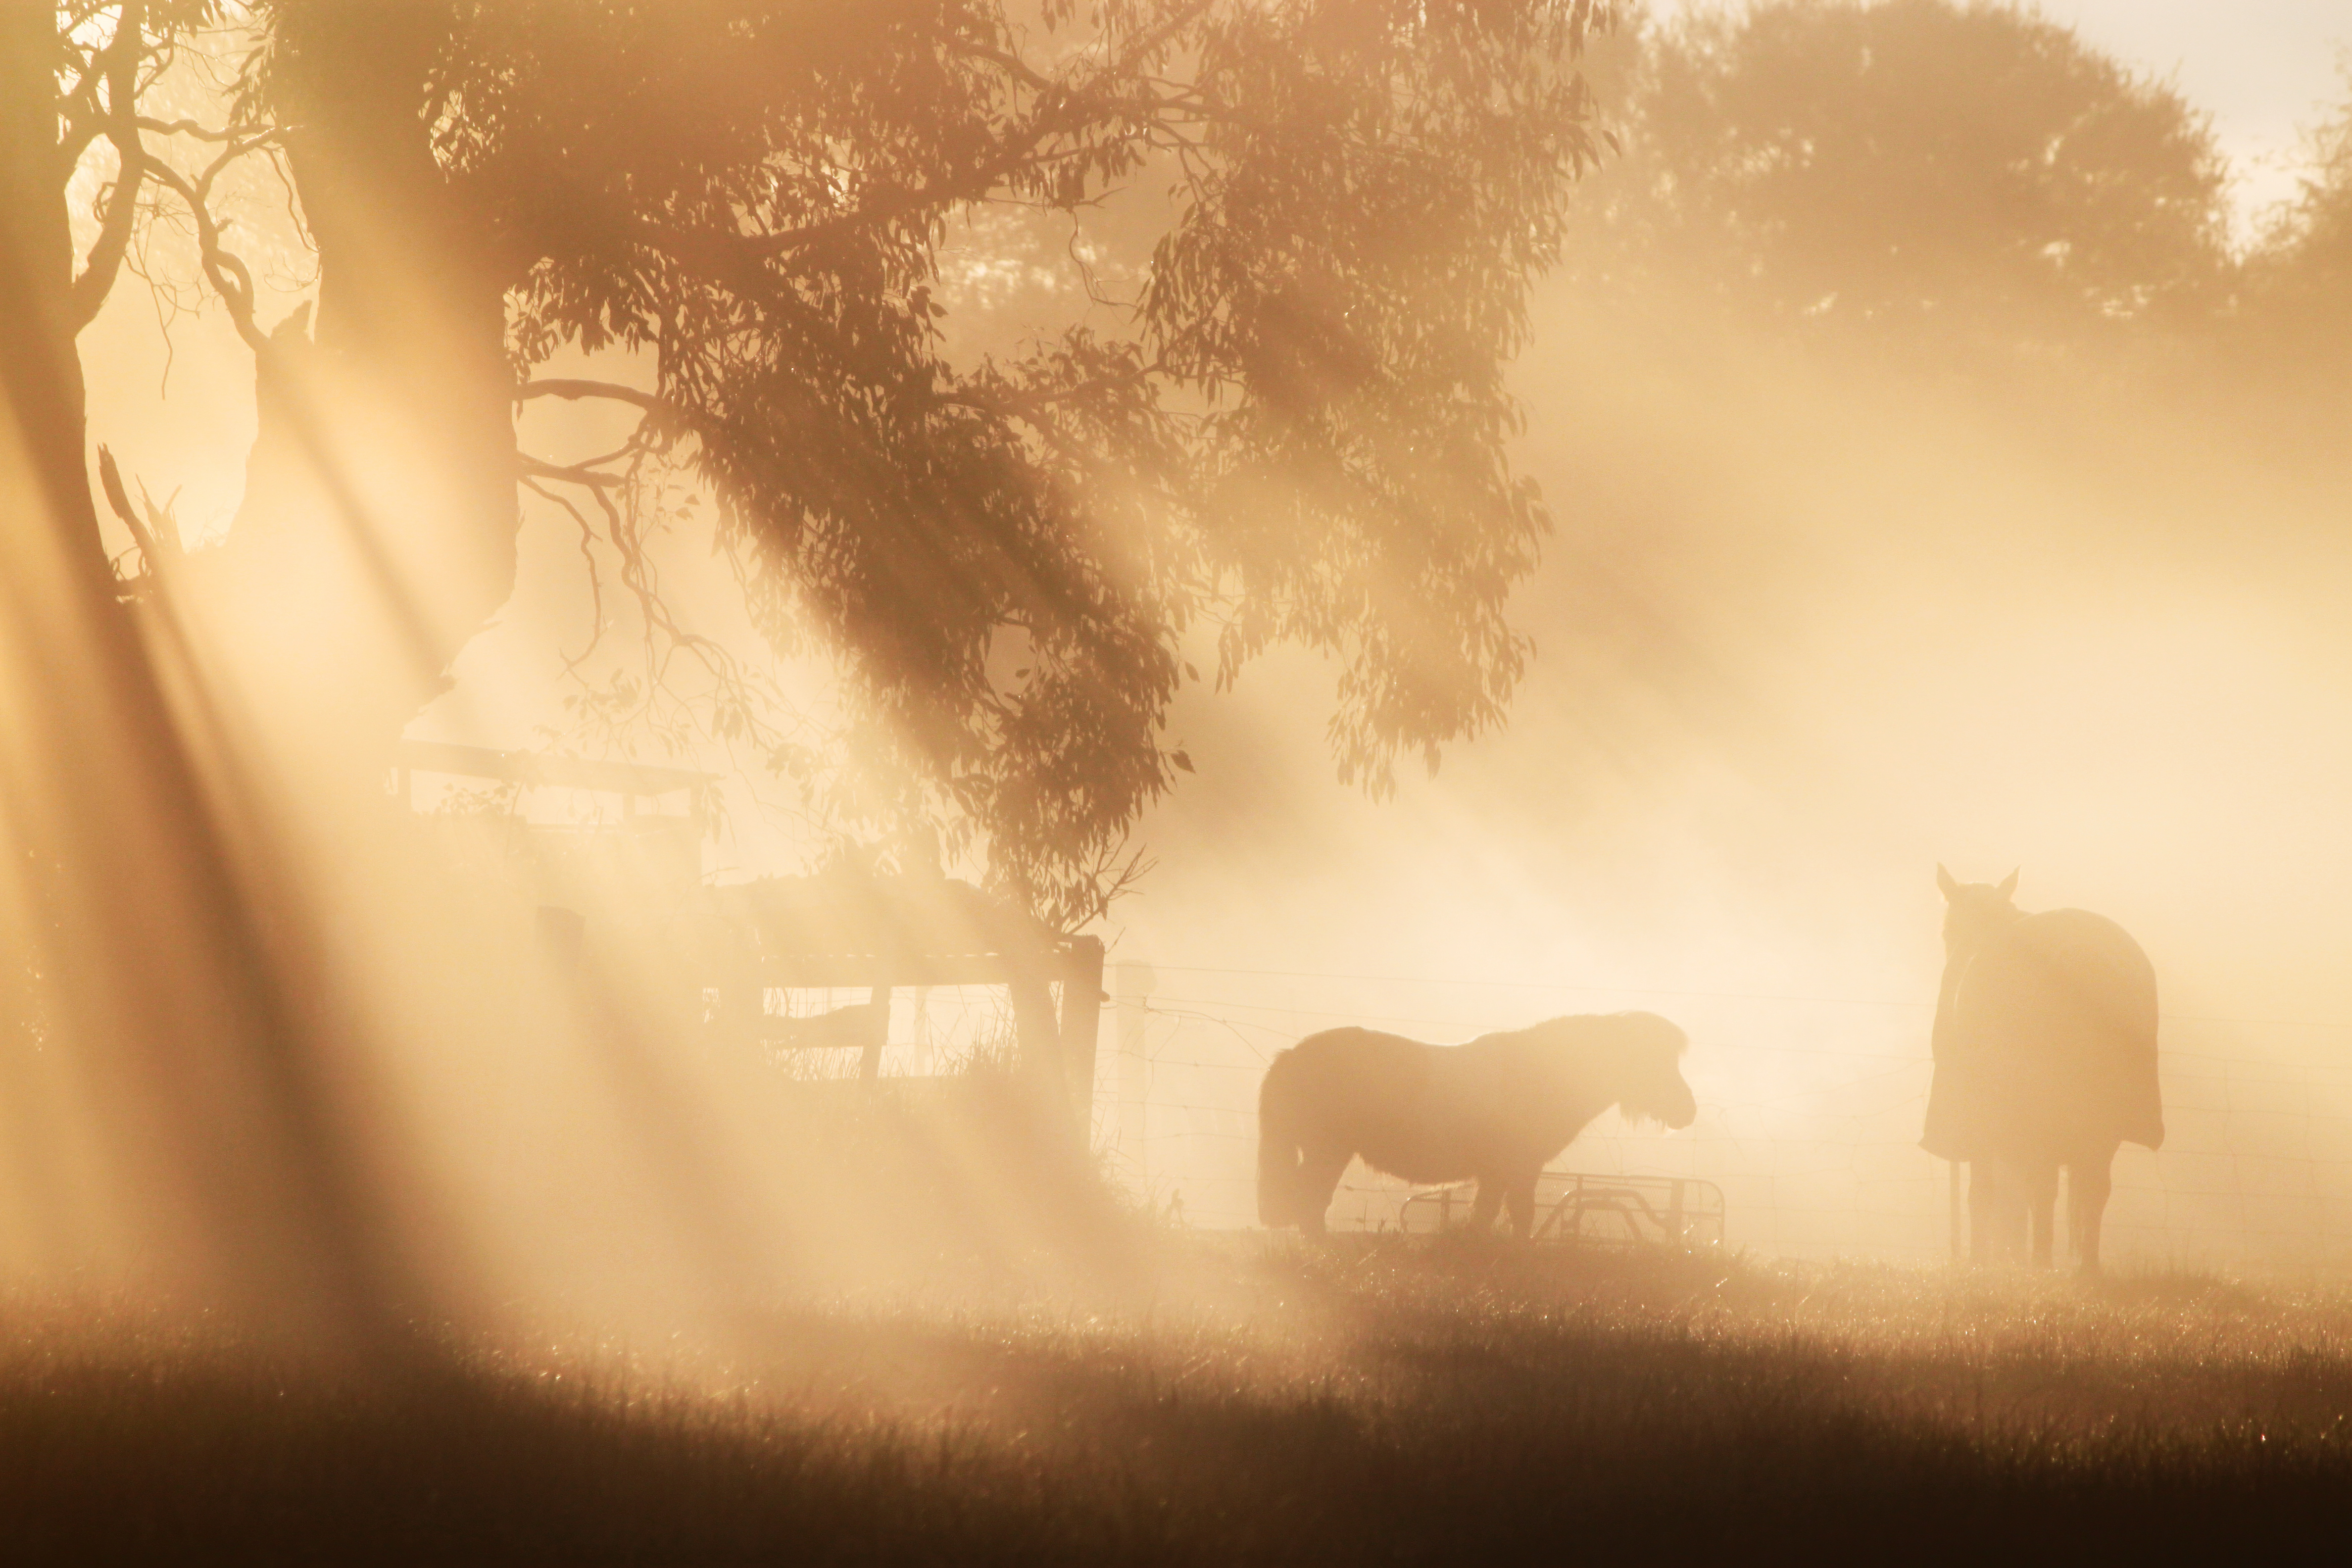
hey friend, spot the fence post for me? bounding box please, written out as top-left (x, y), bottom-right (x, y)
top-left (1115, 960), bottom-right (1156, 1183)
top-left (1058, 937), bottom-right (1106, 1126)
top-left (858, 980), bottom-right (889, 1085)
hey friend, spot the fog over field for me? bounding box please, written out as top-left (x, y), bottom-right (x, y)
top-left (1108, 268), bottom-right (2352, 1256)
top-left (25, 0), bottom-right (2352, 1300)
top-left (13, 3), bottom-right (2352, 1558)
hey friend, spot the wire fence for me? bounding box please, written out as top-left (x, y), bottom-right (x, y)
top-left (1081, 964), bottom-right (2352, 1269)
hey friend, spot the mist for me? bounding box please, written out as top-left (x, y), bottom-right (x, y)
top-left (1096, 7), bottom-right (2352, 1266)
top-left (1108, 252), bottom-right (2352, 1251)
top-left (14, 1), bottom-right (2352, 1559)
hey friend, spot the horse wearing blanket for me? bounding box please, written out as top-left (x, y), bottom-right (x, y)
top-left (1924, 866), bottom-right (2162, 1271)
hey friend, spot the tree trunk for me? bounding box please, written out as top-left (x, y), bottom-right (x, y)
top-left (0, 6), bottom-right (420, 1346)
top-left (217, 0), bottom-right (523, 784)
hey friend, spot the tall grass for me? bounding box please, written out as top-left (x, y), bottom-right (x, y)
top-left (6, 1241), bottom-right (2351, 1562)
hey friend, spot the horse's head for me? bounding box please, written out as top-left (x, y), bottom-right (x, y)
top-left (1936, 863), bottom-right (2023, 967)
top-left (1604, 1011), bottom-right (1697, 1130)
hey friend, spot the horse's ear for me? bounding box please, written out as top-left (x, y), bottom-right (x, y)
top-left (1997, 868), bottom-right (2019, 899)
top-left (1936, 864), bottom-right (1959, 900)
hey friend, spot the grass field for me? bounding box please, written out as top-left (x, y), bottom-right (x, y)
top-left (6, 1237), bottom-right (2351, 1563)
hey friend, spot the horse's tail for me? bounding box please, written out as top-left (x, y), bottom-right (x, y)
top-left (1257, 1049), bottom-right (1306, 1227)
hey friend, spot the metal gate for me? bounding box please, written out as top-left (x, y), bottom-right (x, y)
top-left (1397, 1171), bottom-right (1726, 1248)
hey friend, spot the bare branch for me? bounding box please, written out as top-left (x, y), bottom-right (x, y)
top-left (131, 147), bottom-right (271, 353)
top-left (1045, 838), bottom-right (1156, 935)
top-left (518, 453), bottom-right (623, 488)
top-left (65, 0), bottom-right (149, 332)
top-left (93, 444), bottom-right (179, 596)
top-left (136, 114), bottom-right (251, 143)
top-left (70, 170), bottom-right (144, 333)
top-left (518, 378), bottom-right (673, 418)
top-left (521, 475), bottom-right (612, 675)
top-left (53, 23), bottom-right (112, 171)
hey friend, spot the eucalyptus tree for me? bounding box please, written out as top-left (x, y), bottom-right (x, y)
top-left (4, 1), bottom-right (1617, 1309)
top-left (2, 0), bottom-right (396, 1328)
top-left (203, 0), bottom-right (1619, 925)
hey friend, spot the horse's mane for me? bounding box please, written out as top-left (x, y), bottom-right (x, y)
top-left (1501, 1011), bottom-right (1688, 1059)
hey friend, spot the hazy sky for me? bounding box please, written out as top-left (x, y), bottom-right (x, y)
top-left (2047, 1), bottom-right (2347, 212)
top-left (1656, 0), bottom-right (2352, 232)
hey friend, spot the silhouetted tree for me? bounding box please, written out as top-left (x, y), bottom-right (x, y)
top-left (1583, 0), bottom-right (2230, 354)
top-left (2, 1), bottom-right (410, 1331)
top-left (2243, 78), bottom-right (2352, 373)
top-left (4, 0), bottom-right (1618, 1307)
top-left (179, 0), bottom-right (1618, 925)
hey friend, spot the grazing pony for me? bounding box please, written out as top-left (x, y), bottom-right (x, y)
top-left (1257, 1013), bottom-right (1697, 1238)
top-left (1923, 866), bottom-right (2162, 1271)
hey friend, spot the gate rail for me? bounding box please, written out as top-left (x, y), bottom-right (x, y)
top-left (1396, 1171), bottom-right (1726, 1248)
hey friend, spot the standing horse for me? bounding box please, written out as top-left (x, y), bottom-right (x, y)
top-left (1257, 1013), bottom-right (1696, 1238)
top-left (1923, 867), bottom-right (2162, 1271)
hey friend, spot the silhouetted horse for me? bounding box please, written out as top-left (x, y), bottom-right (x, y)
top-left (1257, 1013), bottom-right (1697, 1238)
top-left (1924, 867), bottom-right (2162, 1271)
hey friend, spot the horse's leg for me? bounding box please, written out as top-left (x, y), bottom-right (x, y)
top-left (1470, 1175), bottom-right (1503, 1234)
top-left (2024, 1160), bottom-right (2059, 1269)
top-left (1293, 1143), bottom-right (1352, 1235)
top-left (2069, 1146), bottom-right (2116, 1275)
top-left (1971, 1158), bottom-right (2029, 1263)
top-left (1500, 1169), bottom-right (1541, 1241)
top-left (1967, 1161), bottom-right (2005, 1264)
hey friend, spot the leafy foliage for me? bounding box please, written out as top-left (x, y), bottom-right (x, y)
top-left (2245, 74), bottom-right (2352, 371)
top-left (1592, 0), bottom-right (2230, 351)
top-left (236, 0), bottom-right (1617, 926)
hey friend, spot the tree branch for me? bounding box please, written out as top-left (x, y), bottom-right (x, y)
top-left (136, 114), bottom-right (250, 143)
top-left (521, 475), bottom-right (612, 675)
top-left (518, 378), bottom-right (673, 418)
top-left (131, 136), bottom-right (280, 354)
top-left (65, 0), bottom-right (148, 333)
top-left (94, 443), bottom-right (181, 595)
top-left (518, 452), bottom-right (623, 488)
top-left (648, 49), bottom-right (1157, 269)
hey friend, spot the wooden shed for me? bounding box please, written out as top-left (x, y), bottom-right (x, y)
top-left (392, 741), bottom-right (1104, 1128)
top-left (687, 867), bottom-right (1105, 1121)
